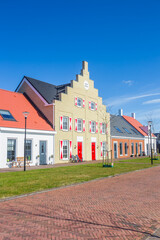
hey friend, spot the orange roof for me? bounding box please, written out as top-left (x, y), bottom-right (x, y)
top-left (0, 89), bottom-right (53, 131)
top-left (123, 115), bottom-right (155, 137)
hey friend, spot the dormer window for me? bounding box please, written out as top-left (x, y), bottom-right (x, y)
top-left (0, 110), bottom-right (15, 121)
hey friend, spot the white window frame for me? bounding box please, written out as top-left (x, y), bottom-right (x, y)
top-left (77, 119), bottom-right (83, 132)
top-left (77, 97), bottom-right (82, 107)
top-left (131, 143), bottom-right (134, 155)
top-left (25, 139), bottom-right (32, 161)
top-left (63, 140), bottom-right (69, 160)
top-left (7, 138), bottom-right (16, 162)
top-left (125, 142), bottom-right (128, 155)
top-left (63, 116), bottom-right (69, 131)
top-left (102, 123), bottom-right (106, 134)
top-left (91, 121), bottom-right (96, 133)
top-left (90, 101), bottom-right (96, 110)
top-left (120, 142), bottom-right (123, 156)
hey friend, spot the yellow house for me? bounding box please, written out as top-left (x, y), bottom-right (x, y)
top-left (16, 61), bottom-right (110, 164)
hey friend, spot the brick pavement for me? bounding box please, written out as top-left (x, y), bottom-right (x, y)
top-left (0, 166), bottom-right (160, 239)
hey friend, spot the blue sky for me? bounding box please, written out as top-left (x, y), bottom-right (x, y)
top-left (0, 0), bottom-right (160, 131)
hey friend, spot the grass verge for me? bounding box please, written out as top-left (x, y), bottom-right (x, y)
top-left (0, 158), bottom-right (159, 199)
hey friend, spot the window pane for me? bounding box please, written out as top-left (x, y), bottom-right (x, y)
top-left (63, 117), bottom-right (68, 130)
top-left (102, 123), bottom-right (106, 134)
top-left (125, 143), bottom-right (128, 155)
top-left (91, 121), bottom-right (96, 133)
top-left (120, 143), bottom-right (123, 155)
top-left (63, 140), bottom-right (68, 159)
top-left (77, 119), bottom-right (82, 132)
top-left (77, 98), bottom-right (82, 107)
top-left (91, 102), bottom-right (95, 110)
top-left (25, 140), bottom-right (32, 160)
top-left (7, 139), bottom-right (16, 162)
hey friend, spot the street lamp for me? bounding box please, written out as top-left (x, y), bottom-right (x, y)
top-left (23, 111), bottom-right (29, 171)
top-left (148, 121), bottom-right (153, 165)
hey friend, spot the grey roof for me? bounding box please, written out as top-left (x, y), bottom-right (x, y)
top-left (110, 115), bottom-right (143, 138)
top-left (16, 76), bottom-right (71, 104)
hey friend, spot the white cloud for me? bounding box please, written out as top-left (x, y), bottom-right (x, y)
top-left (104, 92), bottom-right (160, 107)
top-left (143, 99), bottom-right (160, 105)
top-left (123, 80), bottom-right (134, 86)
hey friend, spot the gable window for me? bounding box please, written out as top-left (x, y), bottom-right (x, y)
top-left (120, 142), bottom-right (123, 156)
top-left (25, 140), bottom-right (32, 160)
top-left (77, 119), bottom-right (83, 132)
top-left (125, 143), bottom-right (128, 155)
top-left (7, 139), bottom-right (16, 162)
top-left (0, 110), bottom-right (15, 121)
top-left (77, 97), bottom-right (82, 107)
top-left (102, 123), bottom-right (106, 134)
top-left (63, 140), bottom-right (69, 159)
top-left (63, 117), bottom-right (69, 131)
top-left (91, 121), bottom-right (96, 133)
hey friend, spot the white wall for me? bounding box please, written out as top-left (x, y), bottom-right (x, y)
top-left (144, 136), bottom-right (157, 155)
top-left (0, 128), bottom-right (55, 168)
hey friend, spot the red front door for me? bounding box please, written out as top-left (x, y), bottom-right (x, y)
top-left (77, 142), bottom-right (82, 160)
top-left (92, 142), bottom-right (96, 160)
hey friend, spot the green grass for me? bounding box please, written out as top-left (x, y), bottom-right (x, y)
top-left (0, 158), bottom-right (159, 199)
top-left (118, 157), bottom-right (160, 164)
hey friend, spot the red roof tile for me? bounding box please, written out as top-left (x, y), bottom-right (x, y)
top-left (123, 115), bottom-right (155, 137)
top-left (0, 89), bottom-right (53, 131)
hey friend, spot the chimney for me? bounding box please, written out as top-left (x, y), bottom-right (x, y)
top-left (131, 113), bottom-right (135, 119)
top-left (119, 109), bottom-right (123, 116)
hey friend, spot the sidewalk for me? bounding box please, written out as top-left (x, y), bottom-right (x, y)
top-left (0, 156), bottom-right (148, 173)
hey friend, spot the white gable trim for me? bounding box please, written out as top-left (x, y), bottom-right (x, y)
top-left (0, 127), bottom-right (56, 135)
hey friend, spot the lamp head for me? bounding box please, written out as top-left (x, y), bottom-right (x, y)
top-left (23, 111), bottom-right (29, 118)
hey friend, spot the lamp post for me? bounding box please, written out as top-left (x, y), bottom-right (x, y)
top-left (23, 111), bottom-right (29, 171)
top-left (148, 121), bottom-right (153, 165)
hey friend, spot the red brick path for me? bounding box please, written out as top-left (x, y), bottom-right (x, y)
top-left (0, 167), bottom-right (160, 239)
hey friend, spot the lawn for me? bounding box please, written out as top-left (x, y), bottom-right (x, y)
top-left (0, 158), bottom-right (159, 199)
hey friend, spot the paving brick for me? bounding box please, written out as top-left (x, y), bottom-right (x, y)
top-left (0, 166), bottom-right (160, 239)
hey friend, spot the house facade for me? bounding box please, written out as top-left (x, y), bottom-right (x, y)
top-left (123, 114), bottom-right (157, 156)
top-left (110, 114), bottom-right (145, 159)
top-left (0, 89), bottom-right (55, 168)
top-left (16, 61), bottom-right (110, 163)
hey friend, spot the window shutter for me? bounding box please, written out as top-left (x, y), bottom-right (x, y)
top-left (100, 123), bottom-right (102, 134)
top-left (101, 142), bottom-right (103, 157)
top-left (83, 99), bottom-right (85, 108)
top-left (60, 141), bottom-right (63, 159)
top-left (89, 121), bottom-right (91, 132)
top-left (69, 141), bottom-right (72, 158)
top-left (95, 103), bottom-right (97, 110)
top-left (75, 97), bottom-right (77, 106)
top-left (96, 122), bottom-right (98, 133)
top-left (75, 118), bottom-right (77, 131)
top-left (83, 120), bottom-right (85, 131)
top-left (89, 101), bottom-right (91, 109)
top-left (60, 116), bottom-right (63, 130)
top-left (106, 123), bottom-right (108, 134)
top-left (69, 117), bottom-right (72, 131)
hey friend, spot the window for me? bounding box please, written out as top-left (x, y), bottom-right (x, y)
top-left (91, 121), bottom-right (96, 133)
top-left (125, 143), bottom-right (128, 155)
top-left (102, 142), bottom-right (106, 156)
top-left (77, 119), bottom-right (83, 132)
top-left (123, 128), bottom-right (131, 134)
top-left (63, 117), bottom-right (68, 130)
top-left (120, 142), bottom-right (123, 156)
top-left (77, 97), bottom-right (82, 107)
top-left (7, 139), bottom-right (16, 162)
top-left (91, 101), bottom-right (95, 110)
top-left (136, 143), bottom-right (138, 155)
top-left (114, 126), bottom-right (123, 133)
top-left (131, 129), bottom-right (138, 135)
top-left (63, 140), bottom-right (69, 159)
top-left (0, 110), bottom-right (15, 121)
top-left (131, 143), bottom-right (134, 155)
top-left (139, 143), bottom-right (142, 155)
top-left (102, 123), bottom-right (106, 134)
top-left (25, 140), bottom-right (32, 160)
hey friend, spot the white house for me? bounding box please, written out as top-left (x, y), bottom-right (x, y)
top-left (0, 89), bottom-right (56, 168)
